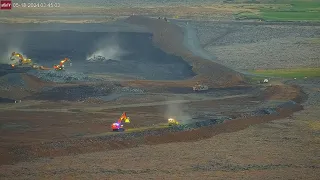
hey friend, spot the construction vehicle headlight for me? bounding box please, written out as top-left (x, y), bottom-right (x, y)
top-left (168, 118), bottom-right (175, 122)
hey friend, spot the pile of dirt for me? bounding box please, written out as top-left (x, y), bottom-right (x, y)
top-left (1, 17), bottom-right (244, 88)
top-left (27, 84), bottom-right (113, 101)
top-left (125, 16), bottom-right (245, 87)
top-left (0, 64), bottom-right (32, 77)
top-left (1, 30), bottom-right (196, 81)
top-left (27, 70), bottom-right (102, 83)
top-left (0, 73), bottom-right (25, 89)
top-left (263, 84), bottom-right (303, 102)
top-left (0, 73), bottom-right (34, 99)
top-left (0, 97), bottom-right (18, 103)
top-left (277, 100), bottom-right (298, 110)
top-left (0, 72), bottom-right (65, 99)
top-left (249, 108), bottom-right (278, 117)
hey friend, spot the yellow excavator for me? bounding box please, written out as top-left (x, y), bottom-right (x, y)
top-left (9, 52), bottom-right (71, 71)
top-left (10, 52), bottom-right (33, 67)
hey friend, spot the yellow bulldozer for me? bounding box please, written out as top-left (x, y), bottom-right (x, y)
top-left (168, 118), bottom-right (179, 126)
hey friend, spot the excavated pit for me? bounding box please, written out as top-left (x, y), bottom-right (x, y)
top-left (0, 29), bottom-right (195, 81)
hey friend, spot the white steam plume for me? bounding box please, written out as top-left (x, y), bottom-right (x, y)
top-left (0, 47), bottom-right (26, 65)
top-left (165, 100), bottom-right (192, 125)
top-left (0, 32), bottom-right (26, 64)
top-left (86, 35), bottom-right (128, 62)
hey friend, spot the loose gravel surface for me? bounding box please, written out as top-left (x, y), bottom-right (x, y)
top-left (0, 18), bottom-right (319, 179)
top-left (189, 21), bottom-right (320, 70)
top-left (0, 82), bottom-right (316, 180)
top-left (285, 78), bottom-right (320, 107)
top-left (27, 70), bottom-right (102, 83)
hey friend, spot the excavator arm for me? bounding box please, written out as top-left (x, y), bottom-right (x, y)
top-left (54, 58), bottom-right (71, 71)
top-left (60, 58), bottom-right (70, 66)
top-left (112, 112), bottom-right (130, 131)
top-left (117, 112), bottom-right (130, 124)
top-left (9, 52), bottom-right (69, 71)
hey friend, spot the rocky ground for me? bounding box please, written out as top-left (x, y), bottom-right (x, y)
top-left (190, 21), bottom-right (320, 70)
top-left (0, 17), bottom-right (319, 179)
top-left (0, 79), bottom-right (317, 180)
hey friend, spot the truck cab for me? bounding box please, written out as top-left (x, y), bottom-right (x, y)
top-left (111, 122), bottom-right (124, 131)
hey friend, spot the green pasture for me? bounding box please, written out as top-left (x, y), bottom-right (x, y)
top-left (234, 0), bottom-right (320, 21)
top-left (249, 68), bottom-right (320, 78)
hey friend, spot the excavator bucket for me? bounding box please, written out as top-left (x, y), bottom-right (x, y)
top-left (124, 117), bottom-right (130, 123)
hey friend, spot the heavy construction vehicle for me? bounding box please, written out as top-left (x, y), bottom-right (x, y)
top-left (9, 52), bottom-right (72, 71)
top-left (111, 112), bottom-right (131, 131)
top-left (31, 64), bottom-right (52, 70)
top-left (193, 84), bottom-right (209, 91)
top-left (10, 52), bottom-right (33, 67)
top-left (10, 52), bottom-right (50, 70)
top-left (53, 58), bottom-right (72, 71)
top-left (168, 118), bottom-right (179, 126)
top-left (87, 55), bottom-right (108, 62)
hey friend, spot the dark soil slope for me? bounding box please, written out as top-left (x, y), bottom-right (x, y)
top-left (125, 16), bottom-right (245, 87)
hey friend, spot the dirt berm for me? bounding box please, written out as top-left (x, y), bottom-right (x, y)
top-left (123, 16), bottom-right (244, 89)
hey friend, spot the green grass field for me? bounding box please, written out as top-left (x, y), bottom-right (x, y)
top-left (234, 0), bottom-right (320, 21)
top-left (249, 68), bottom-right (320, 78)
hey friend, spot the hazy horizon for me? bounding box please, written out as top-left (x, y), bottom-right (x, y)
top-left (11, 0), bottom-right (223, 7)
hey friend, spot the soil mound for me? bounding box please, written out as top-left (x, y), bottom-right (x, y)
top-left (0, 31), bottom-right (195, 81)
top-left (125, 16), bottom-right (245, 87)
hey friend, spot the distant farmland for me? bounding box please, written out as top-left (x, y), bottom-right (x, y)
top-left (235, 0), bottom-right (320, 21)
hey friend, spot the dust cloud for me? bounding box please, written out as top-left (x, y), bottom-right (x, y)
top-left (0, 33), bottom-right (26, 64)
top-left (86, 35), bottom-right (129, 62)
top-left (165, 100), bottom-right (192, 124)
top-left (0, 47), bottom-right (26, 65)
